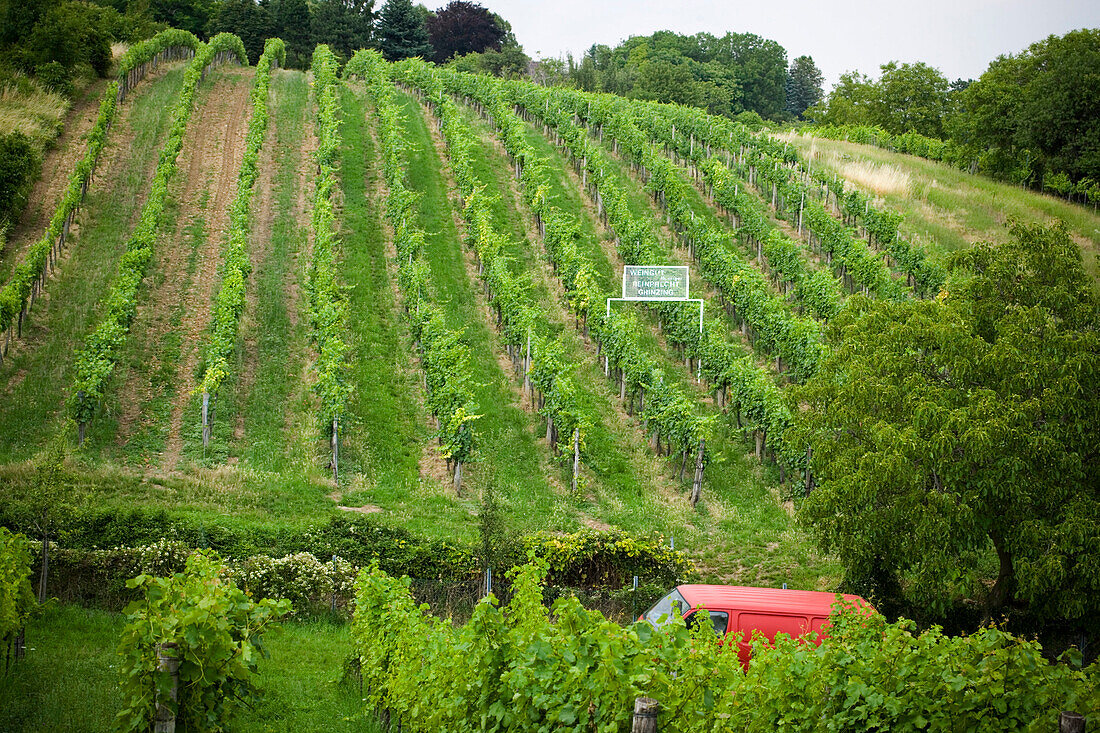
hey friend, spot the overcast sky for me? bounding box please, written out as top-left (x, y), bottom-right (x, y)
top-left (475, 0), bottom-right (1100, 89)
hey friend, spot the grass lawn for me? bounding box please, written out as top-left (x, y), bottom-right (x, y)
top-left (0, 604), bottom-right (375, 733)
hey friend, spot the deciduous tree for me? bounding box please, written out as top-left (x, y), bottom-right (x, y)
top-left (795, 222), bottom-right (1100, 623)
top-left (425, 0), bottom-right (504, 64)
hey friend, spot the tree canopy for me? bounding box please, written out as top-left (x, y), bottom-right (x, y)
top-left (567, 30), bottom-right (791, 121)
top-left (785, 55), bottom-right (823, 119)
top-left (954, 28), bottom-right (1100, 186)
top-left (310, 0), bottom-right (374, 60)
top-left (426, 0), bottom-right (504, 64)
top-left (377, 0), bottom-right (432, 62)
top-left (809, 61), bottom-right (952, 137)
top-left (795, 222), bottom-right (1100, 624)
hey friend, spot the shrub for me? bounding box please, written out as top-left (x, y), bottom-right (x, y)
top-left (34, 61), bottom-right (72, 97)
top-left (116, 552), bottom-right (290, 732)
top-left (0, 528), bottom-right (35, 646)
top-left (0, 131), bottom-right (42, 228)
top-left (353, 561), bottom-right (1100, 732)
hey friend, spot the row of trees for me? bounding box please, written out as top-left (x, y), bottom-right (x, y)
top-left (201, 0), bottom-right (518, 68)
top-left (807, 29), bottom-right (1100, 190)
top-left (566, 31), bottom-right (824, 122)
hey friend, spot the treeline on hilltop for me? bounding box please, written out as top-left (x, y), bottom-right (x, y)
top-left (806, 29), bottom-right (1100, 202)
top-left (0, 0), bottom-right (523, 76)
top-left (563, 30), bottom-right (824, 123)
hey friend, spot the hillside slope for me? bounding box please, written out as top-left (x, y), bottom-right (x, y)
top-left (780, 131), bottom-right (1100, 285)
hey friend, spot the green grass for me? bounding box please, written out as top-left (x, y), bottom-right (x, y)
top-left (335, 87), bottom-right (427, 506)
top-left (0, 67), bottom-right (186, 463)
top-left (0, 71), bottom-right (840, 594)
top-left (392, 89), bottom-right (570, 537)
top-left (235, 70), bottom-right (318, 478)
top-left (783, 132), bottom-right (1100, 286)
top-left (0, 604), bottom-right (375, 733)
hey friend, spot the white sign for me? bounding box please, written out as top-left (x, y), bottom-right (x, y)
top-left (622, 265), bottom-right (689, 301)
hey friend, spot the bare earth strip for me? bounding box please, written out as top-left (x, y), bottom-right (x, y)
top-left (0, 69), bottom-right (187, 461)
top-left (160, 67), bottom-right (254, 468)
top-left (285, 79), bottom-right (320, 465)
top-left (110, 67), bottom-right (253, 467)
top-left (233, 80), bottom-right (281, 445)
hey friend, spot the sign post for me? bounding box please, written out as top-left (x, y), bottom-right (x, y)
top-left (606, 265), bottom-right (703, 333)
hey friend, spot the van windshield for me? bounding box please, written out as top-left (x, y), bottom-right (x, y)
top-left (645, 588), bottom-right (688, 627)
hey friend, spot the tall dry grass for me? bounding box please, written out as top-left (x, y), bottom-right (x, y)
top-left (839, 160), bottom-right (912, 197)
top-left (0, 79), bottom-right (69, 148)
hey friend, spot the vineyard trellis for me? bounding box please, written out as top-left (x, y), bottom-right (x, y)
top-left (197, 38), bottom-right (286, 449)
top-left (0, 29), bottom-right (205, 366)
top-left (67, 33), bottom-right (249, 444)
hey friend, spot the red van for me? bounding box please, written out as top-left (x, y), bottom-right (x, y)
top-left (642, 584), bottom-right (872, 667)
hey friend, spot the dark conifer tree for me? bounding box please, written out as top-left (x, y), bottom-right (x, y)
top-left (376, 0), bottom-right (432, 62)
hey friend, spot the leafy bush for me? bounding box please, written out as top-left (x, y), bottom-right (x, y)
top-left (0, 131), bottom-right (41, 230)
top-left (0, 528), bottom-right (35, 645)
top-left (354, 561), bottom-right (1100, 732)
top-left (116, 552), bottom-right (290, 733)
top-left (34, 61), bottom-right (72, 97)
top-left (523, 528), bottom-right (696, 588)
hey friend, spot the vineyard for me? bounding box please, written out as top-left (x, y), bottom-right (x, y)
top-left (0, 28), bottom-right (1098, 732)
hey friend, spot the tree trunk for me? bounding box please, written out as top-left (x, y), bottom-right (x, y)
top-left (985, 529), bottom-right (1015, 618)
top-left (37, 529), bottom-right (48, 603)
top-left (453, 461), bottom-right (462, 496)
top-left (690, 440), bottom-right (705, 507)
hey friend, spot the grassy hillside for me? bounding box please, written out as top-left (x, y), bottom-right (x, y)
top-left (780, 131), bottom-right (1100, 285)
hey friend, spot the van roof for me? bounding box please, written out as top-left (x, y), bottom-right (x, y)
top-left (677, 585), bottom-right (870, 617)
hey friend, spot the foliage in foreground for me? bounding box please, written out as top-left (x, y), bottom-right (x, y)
top-left (0, 528), bottom-right (35, 647)
top-left (115, 552), bottom-right (289, 733)
top-left (353, 561), bottom-right (1099, 733)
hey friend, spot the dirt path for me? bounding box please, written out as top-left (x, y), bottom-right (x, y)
top-left (233, 82), bottom-right (281, 444)
top-left (112, 68), bottom-right (253, 466)
top-left (283, 78), bottom-right (318, 452)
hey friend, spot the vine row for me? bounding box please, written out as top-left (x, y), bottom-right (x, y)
top-left (0, 29), bottom-right (203, 363)
top-left (307, 45), bottom-right (354, 478)
top-left (638, 101), bottom-right (945, 296)
top-left (344, 50), bottom-right (479, 493)
top-left (197, 38), bottom-right (286, 444)
top-left (68, 33), bottom-right (248, 442)
top-left (497, 76), bottom-right (811, 479)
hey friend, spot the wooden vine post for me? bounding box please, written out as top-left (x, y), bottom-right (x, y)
top-left (332, 417), bottom-right (339, 485)
top-left (631, 697), bottom-right (659, 733)
top-left (571, 427), bottom-right (580, 493)
top-left (154, 642), bottom-right (180, 733)
top-left (76, 390), bottom-right (87, 447)
top-left (1059, 712), bottom-right (1084, 733)
top-left (201, 392), bottom-right (211, 448)
top-left (690, 439), bottom-right (705, 507)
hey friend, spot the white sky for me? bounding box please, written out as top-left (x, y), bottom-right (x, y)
top-left (474, 0), bottom-right (1100, 89)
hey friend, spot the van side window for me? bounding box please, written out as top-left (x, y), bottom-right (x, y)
top-left (686, 610), bottom-right (730, 636)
